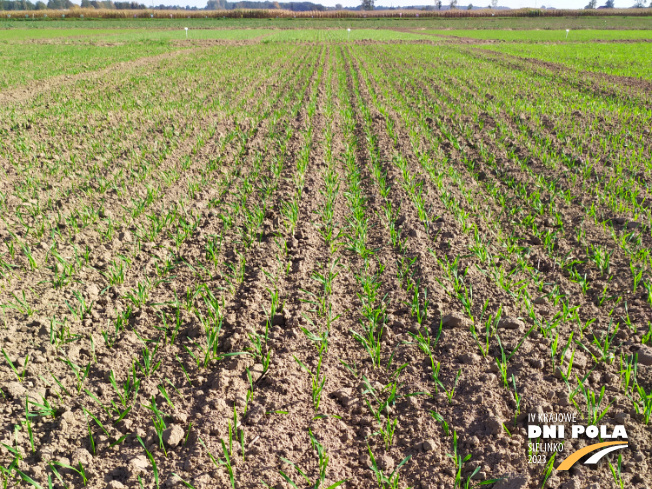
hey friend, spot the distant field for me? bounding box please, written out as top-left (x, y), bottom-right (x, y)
top-left (0, 26), bottom-right (425, 91)
top-left (0, 28), bottom-right (124, 40)
top-left (107, 28), bottom-right (421, 42)
top-left (7, 26), bottom-right (650, 43)
top-left (110, 28), bottom-right (271, 41)
top-left (484, 41), bottom-right (652, 79)
top-left (0, 41), bottom-right (180, 89)
top-left (1, 14), bottom-right (652, 30)
top-left (0, 27), bottom-right (272, 41)
top-left (426, 28), bottom-right (652, 41)
top-left (0, 27), bottom-right (427, 45)
top-left (264, 28), bottom-right (428, 41)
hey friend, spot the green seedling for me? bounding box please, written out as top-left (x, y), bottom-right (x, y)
top-left (136, 343), bottom-right (161, 377)
top-left (572, 381), bottom-right (612, 425)
top-left (275, 429), bottom-right (346, 489)
top-left (608, 453), bottom-right (624, 489)
top-left (430, 411), bottom-right (450, 436)
top-left (136, 436), bottom-right (159, 489)
top-left (65, 291), bottom-right (93, 321)
top-left (294, 353), bottom-right (326, 412)
top-left (199, 437), bottom-right (235, 489)
top-left (60, 358), bottom-right (91, 393)
top-left (364, 378), bottom-right (400, 449)
top-left (2, 348), bottom-right (28, 382)
top-left (541, 453), bottom-right (556, 488)
top-left (368, 446), bottom-right (410, 489)
top-left (435, 368), bottom-right (462, 405)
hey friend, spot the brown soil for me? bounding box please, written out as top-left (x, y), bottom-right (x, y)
top-left (0, 40), bottom-right (650, 489)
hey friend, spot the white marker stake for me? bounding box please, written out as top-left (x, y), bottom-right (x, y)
top-left (347, 27), bottom-right (351, 40)
top-left (185, 27), bottom-right (189, 39)
top-left (566, 28), bottom-right (570, 39)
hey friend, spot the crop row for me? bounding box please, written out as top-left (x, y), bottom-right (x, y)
top-left (0, 40), bottom-right (650, 489)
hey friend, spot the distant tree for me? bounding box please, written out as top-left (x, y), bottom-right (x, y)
top-left (47, 0), bottom-right (74, 7)
top-left (0, 0), bottom-right (41, 8)
top-left (604, 0), bottom-right (615, 5)
top-left (585, 0), bottom-right (596, 7)
top-left (633, 0), bottom-right (644, 6)
top-left (36, 0), bottom-right (46, 7)
top-left (436, 0), bottom-right (442, 8)
top-left (449, 0), bottom-right (457, 7)
top-left (335, 2), bottom-right (342, 7)
top-left (361, 0), bottom-right (373, 9)
top-left (467, 2), bottom-right (472, 7)
top-left (206, 0), bottom-right (227, 8)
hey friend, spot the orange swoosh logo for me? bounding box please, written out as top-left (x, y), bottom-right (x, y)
top-left (557, 441), bottom-right (628, 471)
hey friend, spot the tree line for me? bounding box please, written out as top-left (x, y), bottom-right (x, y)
top-left (0, 0), bottom-right (328, 9)
top-left (0, 0), bottom-right (152, 8)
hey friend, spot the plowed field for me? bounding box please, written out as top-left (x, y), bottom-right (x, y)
top-left (0, 23), bottom-right (651, 489)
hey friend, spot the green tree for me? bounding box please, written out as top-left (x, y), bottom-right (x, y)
top-left (361, 0), bottom-right (373, 9)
